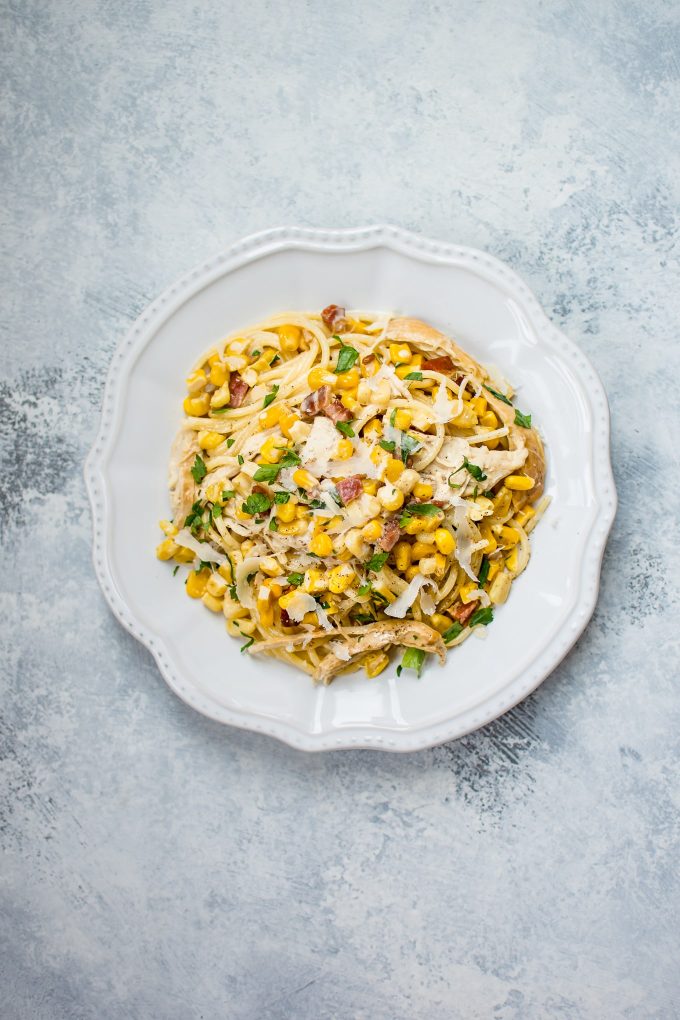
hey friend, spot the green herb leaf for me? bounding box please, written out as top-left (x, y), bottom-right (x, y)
top-left (270, 353), bottom-right (280, 366)
top-left (211, 505), bottom-right (223, 519)
top-left (405, 371), bottom-right (423, 381)
top-left (241, 493), bottom-right (272, 515)
top-left (396, 664), bottom-right (403, 676)
top-left (251, 349), bottom-right (261, 358)
top-left (470, 606), bottom-right (494, 627)
top-left (400, 434), bottom-right (421, 464)
top-left (172, 564), bottom-right (180, 576)
top-left (190, 454), bottom-right (207, 483)
top-left (401, 647), bottom-right (427, 677)
top-left (477, 557), bottom-right (490, 587)
top-left (357, 583), bottom-right (372, 596)
top-left (263, 384), bottom-right (280, 409)
top-left (226, 438), bottom-right (235, 448)
top-left (240, 636), bottom-right (255, 653)
top-left (366, 551), bottom-right (389, 573)
top-left (514, 408), bottom-right (532, 428)
top-left (253, 464), bottom-right (281, 483)
top-left (237, 454), bottom-right (244, 465)
top-left (379, 439), bottom-right (396, 453)
top-left (278, 448), bottom-right (301, 468)
top-left (483, 384), bottom-right (512, 406)
top-left (287, 572), bottom-right (304, 587)
top-left (268, 518), bottom-right (279, 531)
top-left (463, 457), bottom-right (486, 481)
top-left (229, 585), bottom-right (239, 602)
top-left (274, 491), bottom-right (290, 504)
top-left (222, 490), bottom-right (236, 500)
top-left (334, 345), bottom-right (359, 374)
top-left (211, 407), bottom-right (230, 415)
top-left (402, 503), bottom-right (441, 517)
top-left (335, 421), bottom-right (355, 438)
top-left (442, 622), bottom-right (463, 643)
top-left (353, 613), bottom-right (376, 624)
top-left (390, 409), bottom-right (397, 427)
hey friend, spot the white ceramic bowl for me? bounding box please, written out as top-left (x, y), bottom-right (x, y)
top-left (85, 226), bottom-right (616, 751)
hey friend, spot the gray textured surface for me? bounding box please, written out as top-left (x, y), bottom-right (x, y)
top-left (2, 0), bottom-right (679, 1017)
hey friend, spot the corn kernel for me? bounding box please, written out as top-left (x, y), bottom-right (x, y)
top-left (363, 419), bottom-right (383, 438)
top-left (411, 541), bottom-right (432, 561)
top-left (480, 524), bottom-right (497, 553)
top-left (430, 613), bottom-right (453, 634)
top-left (479, 410), bottom-right (498, 429)
top-left (201, 592), bottom-right (223, 613)
top-left (210, 382), bottom-right (232, 410)
top-left (505, 547), bottom-right (520, 572)
top-left (489, 571), bottom-right (511, 605)
top-left (499, 526), bottom-right (521, 545)
top-left (364, 651), bottom-right (390, 679)
top-left (310, 533), bottom-right (333, 557)
top-left (276, 501), bottom-right (297, 523)
top-left (393, 541), bottom-right (412, 572)
top-left (218, 561), bottom-right (233, 583)
top-left (277, 520), bottom-right (307, 537)
top-left (392, 409), bottom-right (412, 430)
top-left (209, 361), bottom-right (228, 387)
top-left (377, 484), bottom-right (404, 512)
top-left (186, 370), bottom-right (207, 394)
top-left (362, 479), bottom-right (379, 496)
top-left (344, 528), bottom-right (369, 559)
top-left (260, 435), bottom-right (283, 464)
top-left (434, 528), bottom-right (455, 555)
top-left (504, 474), bottom-right (535, 491)
top-left (470, 396), bottom-right (488, 416)
top-left (304, 569), bottom-right (327, 594)
top-left (275, 411), bottom-right (296, 440)
top-left (328, 564), bottom-right (355, 593)
top-left (257, 600), bottom-right (274, 627)
top-left (514, 506), bottom-right (535, 528)
top-left (295, 505), bottom-right (310, 520)
top-left (340, 392), bottom-right (360, 413)
top-left (361, 356), bottom-right (380, 378)
top-left (278, 324), bottom-right (301, 352)
top-left (389, 342), bottom-right (412, 364)
top-left (206, 574), bottom-right (228, 598)
top-left (308, 366), bottom-right (336, 390)
top-left (258, 404), bottom-right (283, 430)
top-left (394, 469), bottom-right (419, 495)
top-left (156, 538), bottom-right (178, 560)
top-left (292, 468), bottom-right (318, 491)
top-left (361, 519), bottom-right (383, 542)
top-left (402, 513), bottom-right (442, 535)
top-left (412, 482), bottom-right (433, 500)
top-left (486, 559), bottom-right (501, 583)
top-left (183, 393), bottom-right (211, 416)
top-left (186, 567), bottom-right (211, 598)
top-left (451, 404), bottom-right (478, 428)
top-left (418, 556), bottom-right (437, 576)
top-left (335, 366), bottom-right (360, 390)
top-left (336, 438), bottom-right (354, 460)
top-left (159, 519), bottom-right (177, 538)
top-left (226, 619), bottom-right (244, 636)
top-left (225, 339), bottom-right (247, 356)
top-left (237, 617), bottom-right (256, 636)
top-left (173, 546), bottom-right (195, 563)
top-left (198, 430), bottom-right (225, 451)
top-left (459, 582), bottom-right (478, 604)
top-left (385, 458), bottom-right (405, 483)
top-left (405, 564), bottom-right (420, 581)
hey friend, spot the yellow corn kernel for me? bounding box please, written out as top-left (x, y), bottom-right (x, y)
top-left (308, 366), bottom-right (336, 390)
top-left (410, 541), bottom-right (433, 561)
top-left (479, 410), bottom-right (499, 429)
top-left (514, 506), bottom-right (535, 528)
top-left (499, 526), bottom-right (521, 546)
top-left (493, 487), bottom-right (513, 517)
top-left (159, 519), bottom-right (177, 538)
top-left (310, 533), bottom-right (333, 557)
top-left (258, 404), bottom-right (283, 430)
top-left (393, 541), bottom-right (412, 572)
top-left (198, 430), bottom-right (225, 451)
top-left (392, 409), bottom-right (412, 430)
top-left (325, 515), bottom-right (343, 530)
top-left (431, 613), bottom-right (454, 635)
top-left (504, 474), bottom-right (535, 491)
top-left (206, 574), bottom-right (228, 598)
top-left (340, 392), bottom-right (360, 413)
top-left (336, 438), bottom-right (354, 459)
top-left (202, 592), bottom-right (224, 613)
top-left (323, 596), bottom-right (339, 615)
top-left (275, 501), bottom-right (297, 523)
top-left (459, 582), bottom-right (478, 604)
top-left (250, 348), bottom-right (277, 373)
top-left (505, 547), bottom-right (520, 572)
top-left (335, 366), bottom-right (360, 390)
top-left (394, 468), bottom-right (419, 495)
top-left (363, 419), bottom-right (383, 438)
top-left (210, 382), bottom-right (232, 409)
top-left (186, 568), bottom-right (211, 598)
top-left (260, 435), bottom-right (283, 464)
top-left (364, 651), bottom-right (390, 679)
top-left (469, 396), bottom-right (488, 416)
top-left (451, 404), bottom-right (478, 428)
top-left (361, 356), bottom-right (380, 378)
top-left (292, 468), bottom-right (317, 491)
top-left (278, 590), bottom-right (299, 611)
top-left (344, 528), bottom-right (369, 559)
top-left (480, 525), bottom-right (497, 553)
top-left (226, 619), bottom-right (244, 637)
top-left (295, 505), bottom-right (310, 520)
top-left (183, 393), bottom-right (211, 416)
top-left (418, 556), bottom-right (437, 577)
top-left (432, 553), bottom-right (447, 579)
top-left (156, 538), bottom-right (177, 560)
top-left (385, 458), bottom-right (405, 483)
top-left (328, 564), bottom-right (355, 594)
top-left (277, 519), bottom-right (307, 537)
top-left (370, 446), bottom-right (390, 470)
top-left (405, 564), bottom-right (420, 582)
top-left (412, 482), bottom-right (433, 500)
top-left (362, 479), bottom-right (379, 496)
top-left (489, 571), bottom-right (511, 605)
top-left (209, 361), bottom-right (228, 387)
top-left (257, 600), bottom-right (274, 627)
top-left (377, 484), bottom-right (404, 511)
top-left (434, 528), bottom-right (455, 556)
top-left (217, 561), bottom-right (233, 583)
top-left (486, 559), bottom-right (501, 583)
top-left (402, 513), bottom-right (441, 535)
top-left (173, 546), bottom-right (195, 564)
top-left (236, 617), bottom-right (256, 636)
top-left (255, 556), bottom-right (277, 577)
top-left (278, 324), bottom-right (301, 352)
top-left (278, 410), bottom-right (298, 439)
top-left (303, 569), bottom-right (327, 594)
top-left (372, 583), bottom-right (396, 604)
top-left (389, 342), bottom-right (412, 364)
top-left (225, 339), bottom-right (247, 356)
top-left (361, 519), bottom-right (383, 542)
top-left (186, 369), bottom-right (207, 394)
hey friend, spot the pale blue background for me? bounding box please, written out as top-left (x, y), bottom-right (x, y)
top-left (2, 1), bottom-right (679, 1017)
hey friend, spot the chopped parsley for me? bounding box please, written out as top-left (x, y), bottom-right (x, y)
top-left (400, 434), bottom-right (421, 463)
top-left (251, 349), bottom-right (261, 358)
top-left (211, 407), bottom-right (230, 415)
top-left (352, 613), bottom-right (376, 624)
top-left (470, 606), bottom-right (494, 627)
top-left (366, 551), bottom-right (389, 573)
top-left (172, 565), bottom-right (180, 576)
top-left (253, 464), bottom-right (281, 483)
top-left (514, 408), bottom-right (532, 428)
top-left (335, 421), bottom-right (355, 438)
top-left (357, 583), bottom-right (372, 596)
top-left (241, 493), bottom-right (272, 515)
top-left (477, 557), bottom-right (490, 587)
top-left (221, 490), bottom-right (235, 500)
top-left (190, 454), bottom-right (207, 483)
top-left (404, 371), bottom-right (423, 381)
top-left (450, 457), bottom-right (487, 483)
top-left (229, 585), bottom-right (239, 602)
top-left (270, 353), bottom-right (280, 367)
top-left (390, 409), bottom-right (397, 427)
top-left (263, 384), bottom-right (280, 409)
top-left (400, 647), bottom-right (427, 677)
top-left (211, 505), bottom-right (223, 519)
top-left (268, 518), bottom-right (279, 532)
top-left (442, 622), bottom-right (463, 643)
top-left (237, 454), bottom-right (244, 465)
top-left (226, 438), bottom-right (235, 448)
top-left (400, 503), bottom-right (441, 526)
top-left (240, 636), bottom-right (255, 653)
top-left (334, 345), bottom-right (359, 374)
top-left (277, 448), bottom-right (301, 468)
top-left (483, 384), bottom-right (512, 406)
top-left (379, 439), bottom-right (396, 453)
top-left (274, 491), bottom-right (291, 504)
top-left (287, 572), bottom-right (304, 587)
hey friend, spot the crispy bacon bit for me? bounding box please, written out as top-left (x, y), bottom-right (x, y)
top-left (378, 518), bottom-right (401, 552)
top-left (323, 397), bottom-right (354, 423)
top-left (280, 608), bottom-right (294, 628)
top-left (451, 599), bottom-right (479, 625)
top-left (229, 373), bottom-right (249, 407)
top-left (432, 499), bottom-right (448, 508)
top-left (362, 353), bottom-right (376, 366)
top-left (321, 304), bottom-right (349, 333)
top-left (301, 385), bottom-right (332, 416)
top-left (336, 475), bottom-right (363, 506)
top-left (421, 355), bottom-right (455, 374)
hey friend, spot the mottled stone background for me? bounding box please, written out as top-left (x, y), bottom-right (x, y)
top-left (2, 1), bottom-right (679, 1017)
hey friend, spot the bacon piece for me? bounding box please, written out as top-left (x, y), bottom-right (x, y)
top-left (321, 304), bottom-right (349, 333)
top-left (421, 355), bottom-right (455, 374)
top-left (323, 397), bottom-right (353, 423)
top-left (301, 385), bottom-right (332, 416)
top-left (229, 373), bottom-right (249, 407)
top-left (378, 518), bottom-right (401, 552)
top-left (362, 353), bottom-right (376, 367)
top-left (451, 599), bottom-right (479, 625)
top-left (336, 475), bottom-right (363, 506)
top-left (280, 608), bottom-right (294, 628)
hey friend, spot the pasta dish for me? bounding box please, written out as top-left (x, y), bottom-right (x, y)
top-left (155, 306), bottom-right (547, 683)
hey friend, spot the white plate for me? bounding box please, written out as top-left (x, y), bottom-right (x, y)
top-left (85, 226), bottom-right (616, 752)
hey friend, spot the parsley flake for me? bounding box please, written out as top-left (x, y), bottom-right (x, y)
top-left (190, 454), bottom-right (207, 483)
